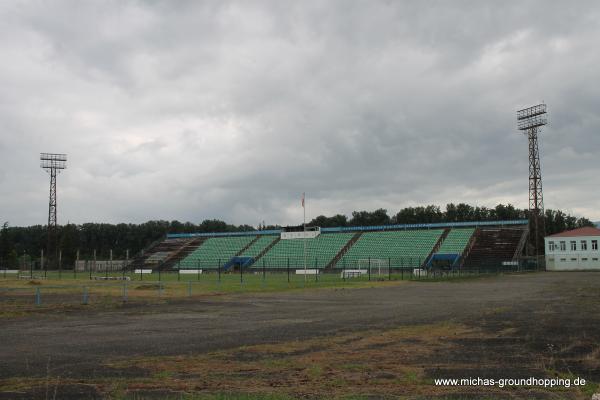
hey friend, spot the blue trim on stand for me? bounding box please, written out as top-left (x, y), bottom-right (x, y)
top-left (167, 220), bottom-right (527, 239)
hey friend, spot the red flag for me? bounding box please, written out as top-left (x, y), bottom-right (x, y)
top-left (301, 192), bottom-right (305, 208)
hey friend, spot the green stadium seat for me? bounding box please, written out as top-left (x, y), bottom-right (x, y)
top-left (437, 228), bottom-right (475, 254)
top-left (259, 233), bottom-right (355, 269)
top-left (338, 229), bottom-right (443, 268)
top-left (240, 235), bottom-right (278, 257)
top-left (180, 236), bottom-right (256, 269)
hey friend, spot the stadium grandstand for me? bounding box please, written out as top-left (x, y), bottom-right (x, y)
top-left (128, 220), bottom-right (528, 272)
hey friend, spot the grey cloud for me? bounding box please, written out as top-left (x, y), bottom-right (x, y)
top-left (0, 0), bottom-right (599, 227)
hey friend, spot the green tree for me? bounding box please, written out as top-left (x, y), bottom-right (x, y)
top-left (0, 222), bottom-right (18, 269)
top-left (59, 223), bottom-right (80, 269)
top-left (309, 214), bottom-right (348, 227)
top-left (350, 209), bottom-right (390, 226)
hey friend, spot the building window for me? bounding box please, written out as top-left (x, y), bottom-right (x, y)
top-left (560, 241), bottom-right (566, 251)
top-left (548, 241), bottom-right (555, 251)
top-left (593, 258), bottom-right (599, 261)
top-left (582, 258), bottom-right (588, 261)
top-left (592, 240), bottom-right (598, 251)
top-left (581, 240), bottom-right (587, 251)
top-left (570, 241), bottom-right (577, 251)
top-left (571, 258), bottom-right (577, 261)
top-left (560, 258), bottom-right (566, 262)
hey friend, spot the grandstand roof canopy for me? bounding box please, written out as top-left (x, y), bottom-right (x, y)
top-left (547, 227), bottom-right (600, 238)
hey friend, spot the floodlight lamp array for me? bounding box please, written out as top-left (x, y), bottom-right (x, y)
top-left (517, 103), bottom-right (547, 131)
top-left (40, 153), bottom-right (67, 170)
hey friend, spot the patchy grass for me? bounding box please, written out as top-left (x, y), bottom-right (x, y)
top-left (95, 319), bottom-right (598, 399)
top-left (0, 270), bottom-right (511, 319)
top-left (0, 322), bottom-right (463, 398)
top-left (0, 275), bottom-right (411, 318)
top-left (98, 322), bottom-right (478, 398)
top-left (2, 272), bottom-right (597, 399)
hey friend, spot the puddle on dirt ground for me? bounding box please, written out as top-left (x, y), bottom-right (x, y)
top-left (135, 284), bottom-right (162, 290)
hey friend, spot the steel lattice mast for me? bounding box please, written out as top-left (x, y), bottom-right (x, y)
top-left (40, 153), bottom-right (67, 269)
top-left (517, 104), bottom-right (547, 257)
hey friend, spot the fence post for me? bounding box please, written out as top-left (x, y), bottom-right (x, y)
top-left (75, 250), bottom-right (79, 279)
top-left (178, 264), bottom-right (181, 282)
top-left (287, 257), bottom-right (290, 283)
top-left (122, 282), bottom-right (128, 302)
top-left (368, 257), bottom-right (371, 281)
top-left (58, 250), bottom-right (62, 280)
top-left (35, 287), bottom-right (41, 306)
top-left (240, 258), bottom-right (243, 285)
top-left (89, 259), bottom-right (93, 280)
top-left (82, 287), bottom-right (88, 305)
top-left (30, 255), bottom-right (33, 279)
top-left (388, 258), bottom-right (391, 281)
top-left (263, 257), bottom-right (266, 283)
top-left (218, 259), bottom-right (221, 284)
top-left (188, 280), bottom-right (192, 297)
top-left (342, 257), bottom-right (346, 282)
top-left (315, 257), bottom-right (318, 282)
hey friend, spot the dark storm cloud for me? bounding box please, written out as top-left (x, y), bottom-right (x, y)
top-left (1, 0), bottom-right (599, 227)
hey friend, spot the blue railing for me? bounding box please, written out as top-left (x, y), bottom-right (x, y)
top-left (321, 220), bottom-right (527, 233)
top-left (167, 220), bottom-right (527, 239)
top-left (168, 229), bottom-right (281, 239)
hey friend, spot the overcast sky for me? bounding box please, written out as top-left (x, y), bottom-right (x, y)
top-left (1, 1), bottom-right (599, 227)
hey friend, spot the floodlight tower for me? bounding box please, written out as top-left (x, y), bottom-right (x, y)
top-left (517, 104), bottom-right (547, 258)
top-left (40, 153), bottom-right (67, 269)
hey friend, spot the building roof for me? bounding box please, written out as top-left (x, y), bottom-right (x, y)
top-left (547, 227), bottom-right (600, 238)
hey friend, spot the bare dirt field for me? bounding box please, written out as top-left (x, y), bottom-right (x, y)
top-left (1, 272), bottom-right (599, 399)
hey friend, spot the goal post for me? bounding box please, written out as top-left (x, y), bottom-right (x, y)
top-left (357, 258), bottom-right (389, 277)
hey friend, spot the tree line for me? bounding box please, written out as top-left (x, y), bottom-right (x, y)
top-left (0, 203), bottom-right (594, 268)
top-left (309, 204), bottom-right (594, 233)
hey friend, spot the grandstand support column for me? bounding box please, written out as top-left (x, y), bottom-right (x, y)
top-left (517, 104), bottom-right (547, 258)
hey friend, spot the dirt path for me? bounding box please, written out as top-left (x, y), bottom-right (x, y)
top-left (1, 272), bottom-right (599, 399)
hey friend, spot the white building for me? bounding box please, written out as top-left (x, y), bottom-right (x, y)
top-left (545, 227), bottom-right (600, 271)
